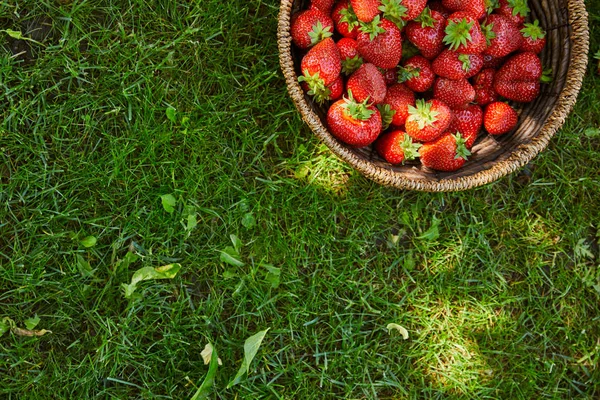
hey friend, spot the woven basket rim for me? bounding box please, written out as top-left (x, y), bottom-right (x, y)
top-left (277, 0), bottom-right (590, 192)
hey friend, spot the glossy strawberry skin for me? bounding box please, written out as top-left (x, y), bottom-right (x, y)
top-left (448, 104), bottom-right (482, 148)
top-left (482, 54), bottom-right (505, 69)
top-left (347, 63), bottom-right (388, 104)
top-left (520, 35), bottom-right (546, 54)
top-left (337, 38), bottom-right (364, 75)
top-left (382, 68), bottom-right (398, 86)
top-left (428, 1), bottom-right (451, 18)
top-left (405, 10), bottom-right (446, 60)
top-left (493, 52), bottom-right (542, 102)
top-left (444, 12), bottom-right (487, 54)
top-left (442, 0), bottom-right (486, 20)
top-left (327, 100), bottom-right (382, 147)
top-left (473, 68), bottom-right (499, 105)
top-left (375, 130), bottom-right (419, 164)
top-left (350, 0), bottom-right (382, 23)
top-left (419, 132), bottom-right (468, 171)
top-left (402, 56), bottom-right (435, 92)
top-left (309, 0), bottom-right (336, 14)
top-left (483, 15), bottom-right (523, 58)
top-left (300, 38), bottom-right (342, 87)
top-left (291, 9), bottom-right (334, 50)
top-left (405, 99), bottom-right (452, 142)
top-left (497, 0), bottom-right (528, 27)
top-left (357, 18), bottom-right (403, 69)
top-left (328, 76), bottom-right (345, 101)
top-left (399, 0), bottom-right (429, 22)
top-left (382, 83), bottom-right (416, 127)
top-left (332, 0), bottom-right (360, 39)
top-left (484, 102), bottom-right (518, 135)
top-left (432, 50), bottom-right (483, 80)
top-left (433, 77), bottom-right (476, 109)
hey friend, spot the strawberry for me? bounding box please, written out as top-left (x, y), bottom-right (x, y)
top-left (405, 99), bottom-right (452, 142)
top-left (493, 52), bottom-right (546, 102)
top-left (441, 0), bottom-right (486, 20)
top-left (398, 55), bottom-right (435, 92)
top-left (298, 38), bottom-right (342, 100)
top-left (381, 68), bottom-right (398, 86)
top-left (428, 1), bottom-right (451, 18)
top-left (291, 9), bottom-right (334, 50)
top-left (496, 0), bottom-right (529, 27)
top-left (379, 0), bottom-right (427, 28)
top-left (337, 38), bottom-right (364, 75)
top-left (433, 77), bottom-right (475, 109)
top-left (327, 91), bottom-right (383, 147)
top-left (482, 53), bottom-right (505, 69)
top-left (519, 20), bottom-right (546, 54)
top-left (381, 83), bottom-right (416, 127)
top-left (482, 14), bottom-right (522, 58)
top-left (483, 101), bottom-right (518, 135)
top-left (301, 75), bottom-right (344, 103)
top-left (346, 63), bottom-right (388, 104)
top-left (333, 0), bottom-right (361, 39)
top-left (443, 12), bottom-right (487, 54)
top-left (351, 0), bottom-right (382, 23)
top-left (472, 68), bottom-right (498, 105)
top-left (375, 130), bottom-right (422, 164)
top-left (357, 16), bottom-right (403, 69)
top-left (419, 132), bottom-right (471, 171)
top-left (309, 0), bottom-right (336, 14)
top-left (432, 50), bottom-right (483, 80)
top-left (405, 8), bottom-right (446, 60)
top-left (448, 104), bottom-right (482, 147)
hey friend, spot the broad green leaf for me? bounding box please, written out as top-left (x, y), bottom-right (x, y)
top-left (122, 263), bottom-right (181, 298)
top-left (186, 213), bottom-right (198, 231)
top-left (80, 235), bottom-right (97, 248)
top-left (574, 239), bottom-right (594, 259)
top-left (5, 29), bottom-right (23, 39)
top-left (190, 343), bottom-right (220, 400)
top-left (219, 247), bottom-right (244, 267)
top-left (166, 106), bottom-right (177, 123)
top-left (25, 315), bottom-right (40, 330)
top-left (227, 329), bottom-right (270, 389)
top-left (76, 254), bottom-right (95, 278)
top-left (386, 323), bottom-right (409, 340)
top-left (584, 127), bottom-right (600, 138)
top-left (115, 252), bottom-right (139, 273)
top-left (161, 194), bottom-right (177, 213)
top-left (241, 212), bottom-right (256, 229)
top-left (230, 234), bottom-right (242, 253)
top-left (262, 264), bottom-right (281, 289)
top-left (418, 217), bottom-right (440, 241)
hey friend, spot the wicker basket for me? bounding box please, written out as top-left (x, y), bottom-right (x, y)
top-left (278, 0), bottom-right (589, 191)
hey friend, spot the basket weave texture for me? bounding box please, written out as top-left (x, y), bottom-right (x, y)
top-left (278, 0), bottom-right (589, 192)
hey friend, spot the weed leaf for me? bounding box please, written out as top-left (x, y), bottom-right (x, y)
top-left (241, 212), bottom-right (256, 229)
top-left (80, 235), bottom-right (97, 248)
top-left (418, 217), bottom-right (440, 241)
top-left (386, 323), bottom-right (409, 340)
top-left (219, 247), bottom-right (244, 267)
top-left (262, 264), bottom-right (281, 288)
top-left (161, 194), bottom-right (177, 213)
top-left (122, 264), bottom-right (181, 298)
top-left (166, 106), bottom-right (177, 123)
top-left (25, 315), bottom-right (40, 330)
top-left (190, 342), bottom-right (220, 400)
top-left (115, 252), bottom-right (139, 273)
top-left (227, 329), bottom-right (270, 389)
top-left (0, 318), bottom-right (12, 337)
top-left (230, 234), bottom-right (242, 253)
top-left (187, 213), bottom-right (198, 231)
top-left (76, 255), bottom-right (95, 278)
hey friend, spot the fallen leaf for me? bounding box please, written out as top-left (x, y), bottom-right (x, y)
top-left (121, 263), bottom-right (181, 298)
top-left (12, 327), bottom-right (52, 337)
top-left (387, 323), bottom-right (409, 340)
top-left (24, 314), bottom-right (40, 330)
top-left (200, 343), bottom-right (222, 366)
top-left (190, 342), bottom-right (220, 400)
top-left (227, 329), bottom-right (270, 389)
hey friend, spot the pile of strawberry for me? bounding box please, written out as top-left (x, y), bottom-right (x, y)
top-left (292, 0), bottom-right (550, 171)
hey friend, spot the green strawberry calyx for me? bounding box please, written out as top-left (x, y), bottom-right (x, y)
top-left (342, 90), bottom-right (375, 121)
top-left (540, 68), bottom-right (553, 84)
top-left (458, 54), bottom-right (472, 72)
top-left (339, 4), bottom-right (360, 32)
top-left (452, 133), bottom-right (471, 160)
top-left (359, 15), bottom-right (386, 41)
top-left (520, 20), bottom-right (545, 40)
top-left (308, 21), bottom-right (333, 46)
top-left (443, 18), bottom-right (475, 52)
top-left (407, 99), bottom-right (439, 129)
top-left (400, 133), bottom-right (422, 163)
top-left (298, 69), bottom-right (331, 104)
top-left (377, 103), bottom-right (397, 130)
top-left (378, 0), bottom-right (408, 29)
top-left (415, 7), bottom-right (435, 28)
top-left (507, 0), bottom-right (530, 17)
top-left (595, 50), bottom-right (600, 60)
top-left (485, 0), bottom-right (500, 14)
top-left (481, 21), bottom-right (496, 46)
top-left (342, 55), bottom-right (364, 75)
top-left (397, 65), bottom-right (421, 83)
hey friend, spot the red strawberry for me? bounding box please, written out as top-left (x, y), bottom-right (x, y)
top-left (357, 16), bottom-right (403, 69)
top-left (347, 63), bottom-right (387, 104)
top-left (482, 53), bottom-right (505, 69)
top-left (428, 1), bottom-right (451, 18)
top-left (379, 0), bottom-right (428, 27)
top-left (419, 132), bottom-right (471, 171)
top-left (442, 0), bottom-right (486, 20)
top-left (472, 68), bottom-right (498, 105)
top-left (496, 0), bottom-right (529, 27)
top-left (405, 99), bottom-right (452, 142)
top-left (493, 52), bottom-right (546, 102)
top-left (327, 92), bottom-right (383, 147)
top-left (350, 0), bottom-right (382, 23)
top-left (519, 20), bottom-right (546, 54)
top-left (381, 68), bottom-right (398, 85)
top-left (309, 0), bottom-right (336, 14)
top-left (443, 12), bottom-right (487, 54)
top-left (433, 77), bottom-right (475, 109)
top-left (337, 38), bottom-right (364, 75)
top-left (448, 104), bottom-right (482, 147)
top-left (298, 38), bottom-right (342, 100)
top-left (432, 50), bottom-right (483, 80)
top-left (375, 130), bottom-right (422, 164)
top-left (333, 0), bottom-right (361, 39)
top-left (381, 83), bottom-right (416, 127)
top-left (483, 101), bottom-right (518, 135)
top-left (301, 75), bottom-right (344, 103)
top-left (291, 9), bottom-right (334, 50)
top-left (482, 14), bottom-right (522, 58)
top-left (398, 55), bottom-right (435, 92)
top-left (405, 8), bottom-right (446, 60)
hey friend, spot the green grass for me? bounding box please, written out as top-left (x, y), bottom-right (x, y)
top-left (1, 0), bottom-right (599, 398)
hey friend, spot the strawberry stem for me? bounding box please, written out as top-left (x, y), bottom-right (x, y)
top-left (458, 54), bottom-right (471, 72)
top-left (342, 55), bottom-right (364, 75)
top-left (520, 20), bottom-right (545, 40)
top-left (443, 18), bottom-right (474, 52)
top-left (540, 68), bottom-right (553, 84)
top-left (308, 21), bottom-right (333, 46)
top-left (481, 21), bottom-right (496, 46)
top-left (378, 0), bottom-right (408, 29)
top-left (339, 4), bottom-right (360, 31)
top-left (397, 65), bottom-right (421, 83)
top-left (415, 7), bottom-right (435, 28)
top-left (359, 15), bottom-right (386, 41)
top-left (377, 103), bottom-right (396, 130)
top-left (407, 99), bottom-right (440, 129)
top-left (342, 90), bottom-right (376, 120)
top-left (400, 133), bottom-right (422, 162)
top-left (453, 133), bottom-right (471, 160)
top-left (507, 0), bottom-right (530, 17)
top-left (298, 69), bottom-right (330, 103)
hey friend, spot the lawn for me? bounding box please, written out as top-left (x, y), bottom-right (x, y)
top-left (1, 0), bottom-right (599, 398)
